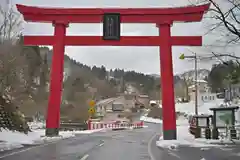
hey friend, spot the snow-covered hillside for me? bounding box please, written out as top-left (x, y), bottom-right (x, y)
top-left (150, 69), bottom-right (209, 80)
top-left (175, 99), bottom-right (224, 115)
top-left (178, 69), bottom-right (209, 81)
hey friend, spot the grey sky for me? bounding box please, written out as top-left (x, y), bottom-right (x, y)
top-left (8, 0), bottom-right (235, 75)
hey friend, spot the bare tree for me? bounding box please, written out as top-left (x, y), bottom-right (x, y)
top-left (0, 0), bottom-right (22, 43)
top-left (0, 1), bottom-right (48, 116)
top-left (0, 43), bottom-right (27, 104)
top-left (189, 0), bottom-right (240, 43)
top-left (207, 0), bottom-right (240, 44)
top-left (187, 0), bottom-right (240, 61)
top-left (0, 1), bottom-right (26, 99)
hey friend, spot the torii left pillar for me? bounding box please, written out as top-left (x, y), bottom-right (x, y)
top-left (45, 21), bottom-right (68, 136)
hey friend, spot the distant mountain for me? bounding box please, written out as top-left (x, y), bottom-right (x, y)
top-left (149, 69), bottom-right (210, 82)
top-left (178, 69), bottom-right (210, 81)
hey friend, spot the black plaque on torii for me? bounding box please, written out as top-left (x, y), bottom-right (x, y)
top-left (103, 13), bottom-right (121, 40)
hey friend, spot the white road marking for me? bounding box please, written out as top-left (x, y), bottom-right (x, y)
top-left (220, 147), bottom-right (240, 156)
top-left (147, 133), bottom-right (158, 160)
top-left (80, 154), bottom-right (89, 160)
top-left (220, 147), bottom-right (233, 151)
top-left (149, 133), bottom-right (181, 160)
top-left (0, 141), bottom-right (56, 159)
top-left (98, 142), bottom-right (104, 147)
top-left (0, 133), bottom-right (93, 159)
top-left (167, 150), bottom-right (181, 159)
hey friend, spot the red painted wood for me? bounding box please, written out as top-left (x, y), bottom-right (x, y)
top-left (23, 13), bottom-right (203, 23)
top-left (16, 4), bottom-right (209, 15)
top-left (16, 4), bottom-right (210, 23)
top-left (158, 24), bottom-right (176, 134)
top-left (23, 36), bottom-right (202, 46)
top-left (46, 23), bottom-right (66, 130)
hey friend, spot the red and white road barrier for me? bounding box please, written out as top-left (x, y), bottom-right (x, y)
top-left (87, 120), bottom-right (144, 130)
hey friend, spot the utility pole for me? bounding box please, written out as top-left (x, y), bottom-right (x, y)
top-left (179, 52), bottom-right (198, 115)
top-left (194, 52), bottom-right (198, 115)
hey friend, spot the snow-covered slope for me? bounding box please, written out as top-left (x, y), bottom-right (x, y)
top-left (175, 99), bottom-right (224, 116)
top-left (150, 69), bottom-right (209, 81)
top-left (179, 69), bottom-right (209, 81)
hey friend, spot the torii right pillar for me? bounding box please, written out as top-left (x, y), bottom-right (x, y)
top-left (157, 22), bottom-right (177, 140)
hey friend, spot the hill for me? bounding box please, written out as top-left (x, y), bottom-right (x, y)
top-left (149, 69), bottom-right (210, 99)
top-left (178, 69), bottom-right (209, 81)
top-left (38, 47), bottom-right (160, 121)
top-left (150, 69), bottom-right (209, 82)
top-left (0, 43), bottom-right (160, 123)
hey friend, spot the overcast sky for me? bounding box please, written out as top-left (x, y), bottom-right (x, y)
top-left (6, 0), bottom-right (236, 75)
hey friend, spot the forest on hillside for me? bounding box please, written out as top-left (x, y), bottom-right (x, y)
top-left (208, 60), bottom-right (240, 93)
top-left (1, 40), bottom-right (161, 123)
top-left (0, 1), bottom-right (159, 133)
top-left (62, 52), bottom-right (160, 99)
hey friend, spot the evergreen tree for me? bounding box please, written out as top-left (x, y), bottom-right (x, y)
top-left (208, 60), bottom-right (240, 92)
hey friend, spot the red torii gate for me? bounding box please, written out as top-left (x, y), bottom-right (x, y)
top-left (16, 4), bottom-right (210, 139)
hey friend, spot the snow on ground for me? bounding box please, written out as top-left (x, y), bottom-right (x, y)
top-left (140, 116), bottom-right (162, 124)
top-left (157, 117), bottom-right (240, 149)
top-left (176, 99), bottom-right (240, 127)
top-left (148, 99), bottom-right (240, 149)
top-left (142, 99), bottom-right (225, 125)
top-left (140, 110), bottom-right (162, 124)
top-left (175, 99), bottom-right (224, 116)
top-left (0, 125), bottom-right (104, 152)
top-left (28, 121), bottom-right (45, 130)
top-left (156, 118), bottom-right (220, 149)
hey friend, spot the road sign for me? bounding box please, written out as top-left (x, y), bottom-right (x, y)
top-left (89, 100), bottom-right (96, 107)
top-left (88, 107), bottom-right (95, 114)
top-left (103, 13), bottom-right (121, 40)
top-left (179, 53), bottom-right (185, 60)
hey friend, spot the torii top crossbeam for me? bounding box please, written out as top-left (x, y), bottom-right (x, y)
top-left (16, 4), bottom-right (210, 23)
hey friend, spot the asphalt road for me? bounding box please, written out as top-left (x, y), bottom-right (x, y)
top-left (159, 144), bottom-right (240, 160)
top-left (0, 122), bottom-right (162, 160)
top-left (0, 122), bottom-right (240, 160)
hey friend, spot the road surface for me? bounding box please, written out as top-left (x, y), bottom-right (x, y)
top-left (0, 122), bottom-right (161, 160)
top-left (0, 122), bottom-right (240, 160)
top-left (158, 144), bottom-right (240, 160)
